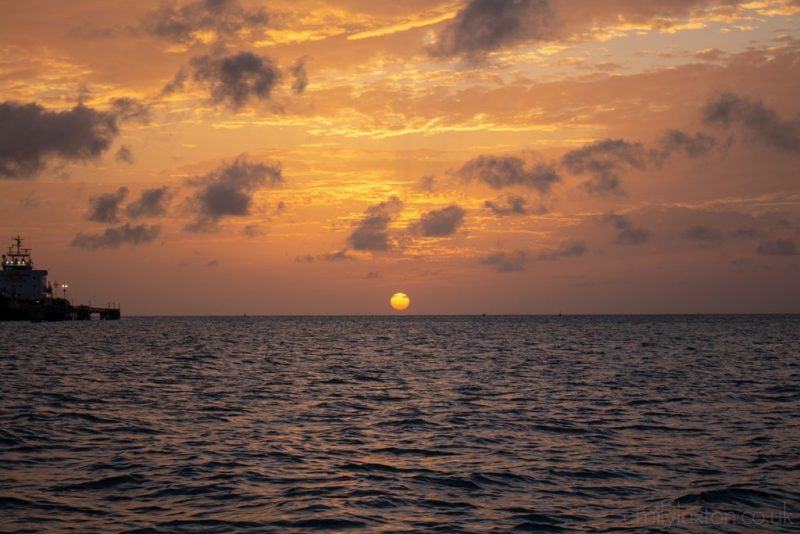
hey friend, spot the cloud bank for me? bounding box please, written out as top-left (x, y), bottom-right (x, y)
top-left (141, 0), bottom-right (268, 44)
top-left (87, 187), bottom-right (129, 223)
top-left (0, 102), bottom-right (119, 179)
top-left (457, 155), bottom-right (560, 192)
top-left (71, 224), bottom-right (160, 250)
top-left (186, 155), bottom-right (283, 232)
top-left (347, 196), bottom-right (403, 252)
top-left (413, 205), bottom-right (466, 237)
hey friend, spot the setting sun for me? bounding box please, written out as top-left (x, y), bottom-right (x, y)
top-left (390, 292), bottom-right (410, 311)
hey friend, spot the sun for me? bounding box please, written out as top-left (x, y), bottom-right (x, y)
top-left (390, 292), bottom-right (410, 311)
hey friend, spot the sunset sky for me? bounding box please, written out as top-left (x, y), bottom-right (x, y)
top-left (1, 0), bottom-right (799, 315)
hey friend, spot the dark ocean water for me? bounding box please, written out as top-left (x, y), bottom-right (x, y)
top-left (1, 315), bottom-right (798, 533)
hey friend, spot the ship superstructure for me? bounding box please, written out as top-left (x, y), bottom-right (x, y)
top-left (1, 236), bottom-right (49, 301)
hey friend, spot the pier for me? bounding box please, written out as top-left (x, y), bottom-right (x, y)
top-left (19, 300), bottom-right (121, 322)
top-left (74, 305), bottom-right (121, 321)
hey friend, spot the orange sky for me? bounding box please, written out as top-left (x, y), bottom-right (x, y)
top-left (1, 0), bottom-right (799, 314)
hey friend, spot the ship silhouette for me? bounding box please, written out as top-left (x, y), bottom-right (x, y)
top-left (0, 236), bottom-right (120, 321)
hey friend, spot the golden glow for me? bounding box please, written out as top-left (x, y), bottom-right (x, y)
top-left (390, 293), bottom-right (410, 311)
top-left (0, 1), bottom-right (797, 315)
top-left (347, 11), bottom-right (458, 41)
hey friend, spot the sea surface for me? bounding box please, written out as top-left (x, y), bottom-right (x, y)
top-left (1, 315), bottom-right (798, 533)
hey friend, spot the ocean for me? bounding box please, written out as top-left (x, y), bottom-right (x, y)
top-left (1, 315), bottom-right (798, 532)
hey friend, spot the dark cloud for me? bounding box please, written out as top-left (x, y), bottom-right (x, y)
top-left (604, 213), bottom-right (651, 245)
top-left (430, 0), bottom-right (555, 60)
top-left (115, 145), bottom-right (134, 164)
top-left (365, 271), bottom-right (381, 280)
top-left (126, 187), bottom-right (171, 219)
top-left (0, 101), bottom-right (119, 179)
top-left (290, 58), bottom-right (308, 95)
top-left (481, 250), bottom-right (527, 272)
top-left (481, 241), bottom-right (587, 272)
top-left (456, 155), bottom-right (560, 192)
top-left (186, 155), bottom-right (283, 232)
top-left (347, 196), bottom-right (403, 252)
top-left (413, 205), bottom-right (466, 237)
top-left (535, 241), bottom-right (587, 261)
top-left (485, 194), bottom-right (546, 217)
top-left (757, 239), bottom-right (798, 256)
top-left (562, 139), bottom-right (647, 196)
top-left (162, 68), bottom-right (188, 96)
top-left (295, 250), bottom-right (356, 262)
top-left (658, 130), bottom-right (717, 159)
top-left (141, 0), bottom-right (268, 44)
top-left (110, 98), bottom-right (150, 123)
top-left (243, 224), bottom-right (265, 237)
top-left (683, 224), bottom-right (723, 241)
top-left (87, 187), bottom-right (129, 223)
top-left (191, 51), bottom-right (282, 110)
top-left (71, 224), bottom-right (160, 250)
top-left (319, 249), bottom-right (356, 261)
top-left (703, 92), bottom-right (800, 153)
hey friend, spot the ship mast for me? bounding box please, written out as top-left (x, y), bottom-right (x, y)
top-left (2, 235), bottom-right (34, 270)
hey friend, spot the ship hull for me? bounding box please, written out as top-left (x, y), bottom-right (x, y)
top-left (0, 296), bottom-right (84, 321)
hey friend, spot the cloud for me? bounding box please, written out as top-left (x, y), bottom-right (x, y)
top-left (481, 241), bottom-right (587, 272)
top-left (87, 187), bottom-right (129, 223)
top-left (412, 205), bottom-right (465, 237)
top-left (604, 213), bottom-right (651, 245)
top-left (295, 250), bottom-right (357, 262)
top-left (319, 249), bottom-right (356, 261)
top-left (562, 139), bottom-right (647, 196)
top-left (658, 130), bottom-right (718, 159)
top-left (417, 175), bottom-right (436, 192)
top-left (162, 68), bottom-right (188, 95)
top-left (243, 224), bottom-right (265, 237)
top-left (365, 271), bottom-right (381, 280)
top-left (430, 0), bottom-right (555, 60)
top-left (186, 155), bottom-right (283, 232)
top-left (141, 0), bottom-right (268, 44)
top-left (347, 196), bottom-right (403, 252)
top-left (535, 241), bottom-right (587, 261)
top-left (456, 155), bottom-right (560, 192)
top-left (290, 58), bottom-right (308, 95)
top-left (695, 48), bottom-right (726, 62)
top-left (757, 239), bottom-right (798, 256)
top-left (682, 224), bottom-right (723, 241)
top-left (733, 227), bottom-right (762, 239)
top-left (485, 194), bottom-right (546, 217)
top-left (110, 98), bottom-right (150, 123)
top-left (481, 250), bottom-right (527, 272)
top-left (0, 101), bottom-right (119, 179)
top-left (71, 223), bottom-right (160, 250)
top-left (191, 51), bottom-right (282, 110)
top-left (115, 145), bottom-right (134, 164)
top-left (703, 92), bottom-right (800, 153)
top-left (126, 187), bottom-right (171, 219)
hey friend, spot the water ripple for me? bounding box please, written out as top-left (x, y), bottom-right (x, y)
top-left (1, 315), bottom-right (798, 532)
